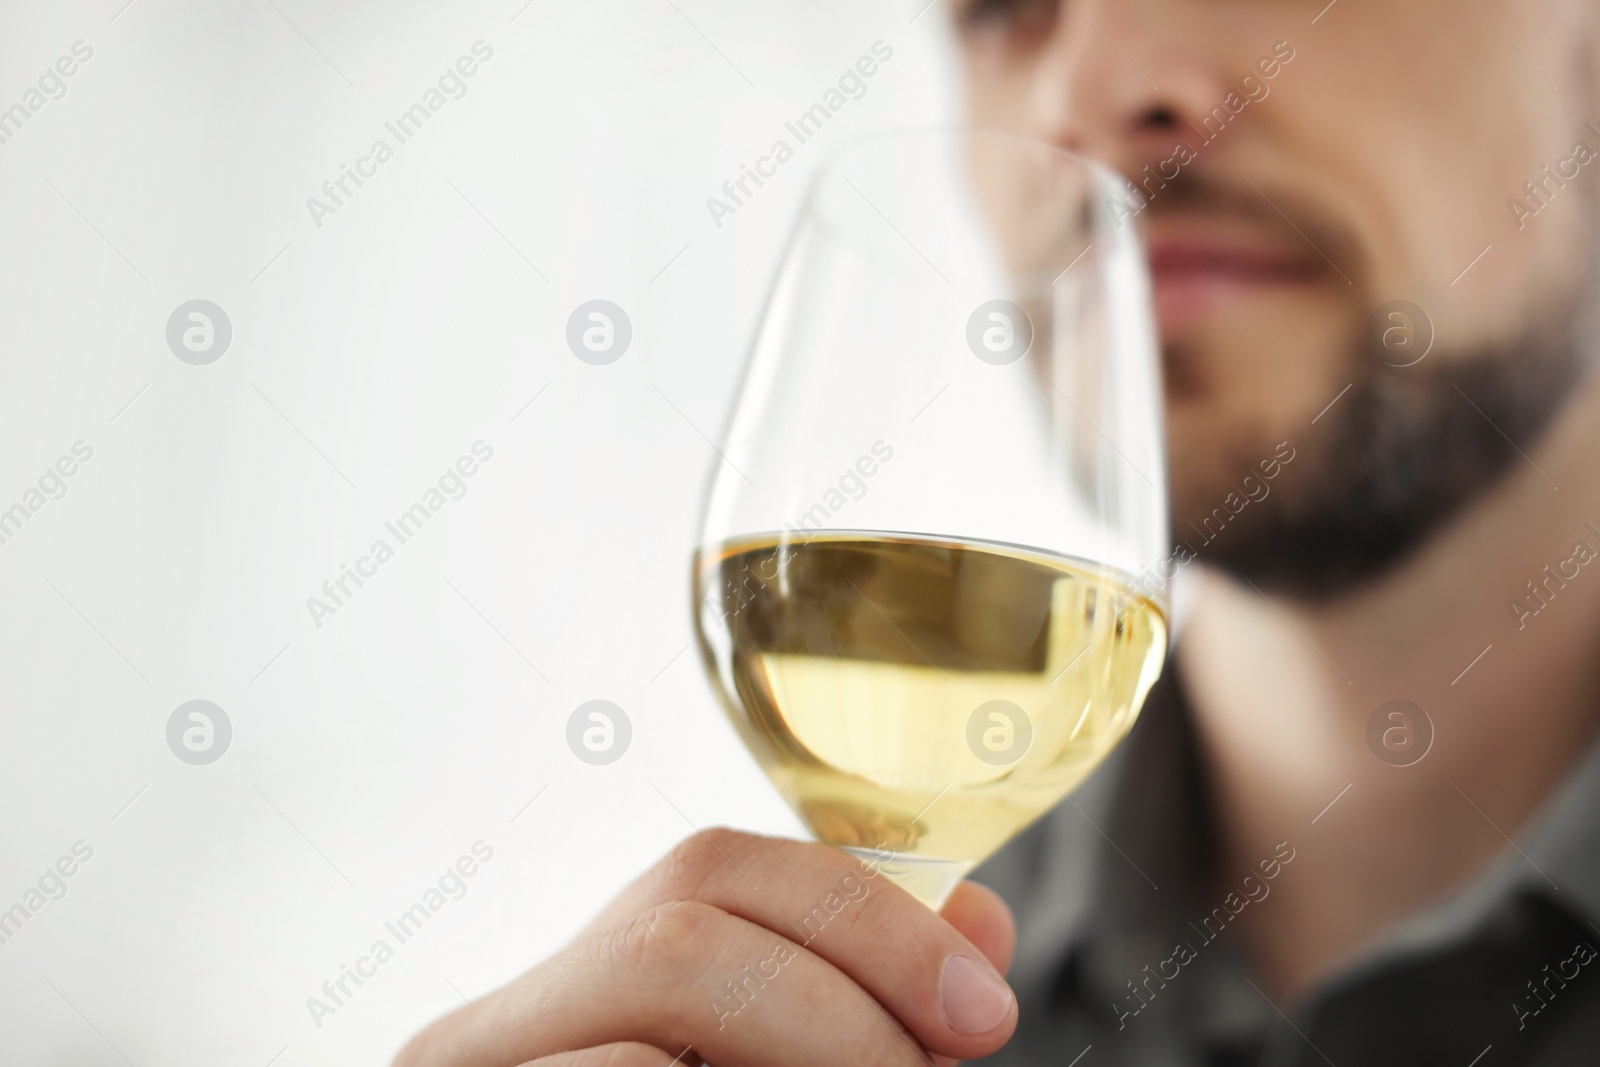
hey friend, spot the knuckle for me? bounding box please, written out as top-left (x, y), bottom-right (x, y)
top-left (649, 828), bottom-right (747, 900)
top-left (596, 899), bottom-right (724, 975)
top-left (390, 1007), bottom-right (468, 1067)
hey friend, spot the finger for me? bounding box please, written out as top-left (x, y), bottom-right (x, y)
top-left (519, 1042), bottom-right (697, 1067)
top-left (424, 898), bottom-right (948, 1067)
top-left (926, 880), bottom-right (1017, 1067)
top-left (939, 881), bottom-right (1016, 976)
top-left (579, 830), bottom-right (1017, 1059)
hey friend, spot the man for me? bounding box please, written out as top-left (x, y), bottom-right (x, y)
top-left (398, 1), bottom-right (1600, 1063)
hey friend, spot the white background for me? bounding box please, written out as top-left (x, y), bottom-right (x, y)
top-left (0, 2), bottom-right (960, 1063)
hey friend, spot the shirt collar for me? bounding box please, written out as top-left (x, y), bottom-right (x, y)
top-left (1342, 719), bottom-right (1600, 973)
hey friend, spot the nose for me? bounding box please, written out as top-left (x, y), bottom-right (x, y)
top-left (1024, 0), bottom-right (1232, 179)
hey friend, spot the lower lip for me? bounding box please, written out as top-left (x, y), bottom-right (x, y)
top-left (1151, 268), bottom-right (1310, 334)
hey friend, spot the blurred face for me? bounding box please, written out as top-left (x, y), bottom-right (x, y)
top-left (957, 0), bottom-right (1599, 594)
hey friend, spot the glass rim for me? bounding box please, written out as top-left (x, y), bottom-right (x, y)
top-left (809, 123), bottom-right (1133, 195)
top-left (796, 124), bottom-right (1139, 291)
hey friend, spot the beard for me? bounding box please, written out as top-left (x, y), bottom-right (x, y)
top-left (1149, 167), bottom-right (1598, 600)
top-left (1185, 279), bottom-right (1594, 600)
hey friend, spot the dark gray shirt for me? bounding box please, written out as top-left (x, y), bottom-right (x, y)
top-left (970, 672), bottom-right (1600, 1066)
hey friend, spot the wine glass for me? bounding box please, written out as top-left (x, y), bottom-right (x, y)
top-left (692, 128), bottom-right (1169, 909)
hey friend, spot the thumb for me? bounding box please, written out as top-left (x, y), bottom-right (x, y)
top-left (934, 880), bottom-right (1018, 1067)
top-left (940, 879), bottom-right (1017, 977)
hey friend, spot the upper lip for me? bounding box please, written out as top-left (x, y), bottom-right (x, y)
top-left (1143, 220), bottom-right (1322, 283)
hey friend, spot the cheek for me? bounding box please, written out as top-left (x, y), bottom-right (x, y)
top-left (960, 54), bottom-right (1038, 129)
top-left (1275, 4), bottom-right (1584, 337)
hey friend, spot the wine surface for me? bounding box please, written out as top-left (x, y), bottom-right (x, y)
top-left (695, 532), bottom-right (1167, 905)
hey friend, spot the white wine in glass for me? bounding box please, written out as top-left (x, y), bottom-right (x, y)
top-left (694, 129), bottom-right (1169, 909)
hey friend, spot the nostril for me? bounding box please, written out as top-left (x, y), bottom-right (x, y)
top-left (1142, 105), bottom-right (1178, 129)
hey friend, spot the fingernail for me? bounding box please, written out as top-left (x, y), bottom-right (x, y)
top-left (939, 953), bottom-right (1013, 1034)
